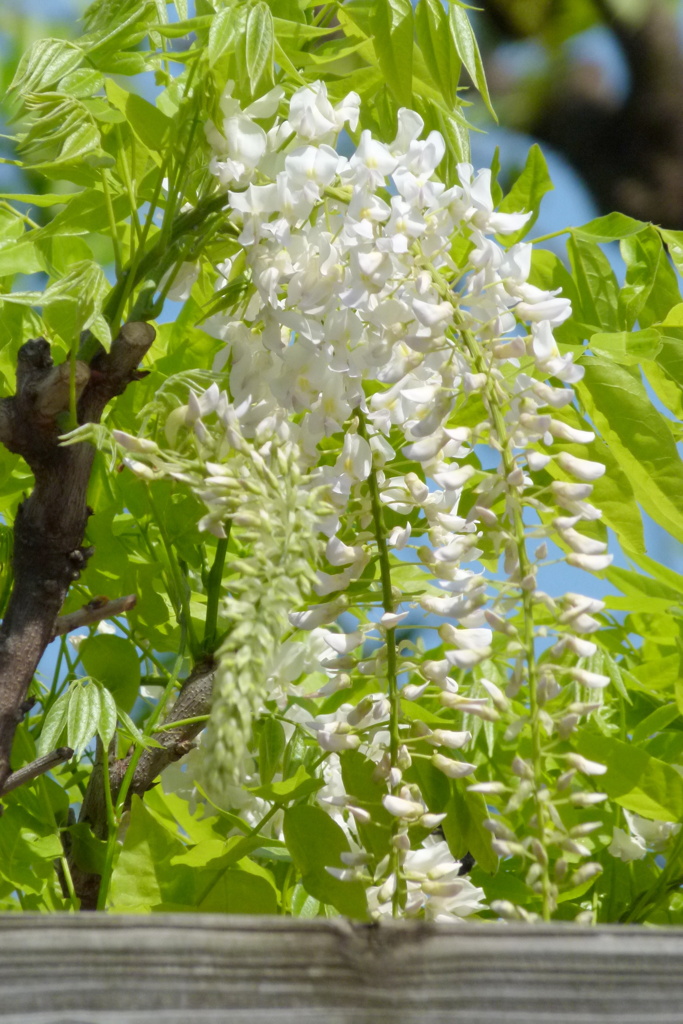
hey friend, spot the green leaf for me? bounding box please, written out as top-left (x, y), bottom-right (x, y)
top-left (4, 259), bottom-right (110, 346)
top-left (498, 144), bottom-right (552, 243)
top-left (443, 781), bottom-right (498, 874)
top-left (282, 725), bottom-right (308, 779)
top-left (9, 38), bottom-right (84, 94)
top-left (198, 866), bottom-right (278, 914)
top-left (607, 565), bottom-right (682, 606)
top-left (631, 704), bottom-right (680, 746)
top-left (97, 684), bottom-right (118, 747)
top-left (373, 0), bottom-right (414, 107)
top-left (37, 692), bottom-right (70, 756)
top-left (67, 821), bottom-right (108, 876)
top-left (116, 706), bottom-right (163, 750)
top-left (284, 804), bottom-right (368, 919)
top-left (572, 212), bottom-right (646, 243)
top-left (587, 435), bottom-right (644, 555)
top-left (589, 328), bottom-right (662, 365)
top-left (155, 15), bottom-right (213, 38)
top-left (340, 749), bottom-right (393, 859)
top-left (245, 2), bottom-right (275, 97)
top-left (619, 226), bottom-right (674, 330)
top-left (257, 716), bottom-right (286, 785)
top-left (415, 0), bottom-right (459, 106)
top-left (623, 547), bottom-right (683, 597)
top-left (105, 80), bottom-right (172, 153)
top-left (449, 5), bottom-right (496, 120)
top-left (578, 357), bottom-right (683, 543)
top-left (0, 192), bottom-right (80, 208)
top-left (290, 882), bottom-right (320, 918)
top-left (84, 0), bottom-right (157, 64)
top-left (79, 634), bottom-right (141, 712)
top-left (659, 303), bottom-right (683, 327)
top-left (109, 796), bottom-right (189, 910)
top-left (249, 764), bottom-right (323, 803)
top-left (37, 187), bottom-right (129, 238)
top-left (67, 681), bottom-right (101, 757)
top-left (0, 240), bottom-right (46, 277)
top-left (659, 227), bottom-right (683, 276)
top-left (577, 733), bottom-right (683, 822)
top-left (208, 7), bottom-right (236, 66)
top-left (655, 330), bottom-right (683, 394)
top-left (567, 235), bottom-right (621, 333)
top-left (622, 228), bottom-right (679, 327)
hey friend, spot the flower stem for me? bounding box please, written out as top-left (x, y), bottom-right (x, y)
top-left (459, 320), bottom-right (553, 920)
top-left (357, 412), bottom-right (402, 916)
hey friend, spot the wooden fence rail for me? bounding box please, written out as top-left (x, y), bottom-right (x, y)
top-left (0, 915), bottom-right (681, 1023)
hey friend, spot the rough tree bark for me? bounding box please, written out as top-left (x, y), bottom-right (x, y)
top-left (0, 322), bottom-right (155, 790)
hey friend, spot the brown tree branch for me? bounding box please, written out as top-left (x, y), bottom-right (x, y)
top-left (0, 322), bottom-right (155, 792)
top-left (53, 594), bottom-right (137, 638)
top-left (0, 746), bottom-right (74, 796)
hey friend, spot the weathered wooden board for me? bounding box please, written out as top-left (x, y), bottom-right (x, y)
top-left (0, 915), bottom-right (681, 1023)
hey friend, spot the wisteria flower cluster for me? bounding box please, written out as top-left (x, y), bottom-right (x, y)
top-left (112, 79), bottom-right (616, 922)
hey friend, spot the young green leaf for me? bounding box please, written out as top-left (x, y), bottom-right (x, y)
top-left (257, 716), bottom-right (286, 785)
top-left (373, 0), bottom-right (414, 107)
top-left (578, 357), bottom-right (683, 544)
top-left (245, 2), bottom-right (275, 97)
top-left (572, 212), bottom-right (646, 243)
top-left (37, 692), bottom-right (71, 756)
top-left (498, 144), bottom-right (552, 243)
top-left (67, 681), bottom-right (102, 757)
top-left (9, 38), bottom-right (84, 95)
top-left (449, 5), bottom-right (496, 120)
top-left (208, 7), bottom-right (237, 66)
top-left (415, 0), bottom-right (460, 106)
top-left (97, 684), bottom-right (118, 748)
top-left (567, 235), bottom-right (621, 333)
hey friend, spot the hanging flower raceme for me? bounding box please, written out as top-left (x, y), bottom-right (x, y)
top-left (200, 79), bottom-right (617, 920)
top-left (77, 78), bottom-right (615, 922)
top-left (85, 386), bottom-right (329, 803)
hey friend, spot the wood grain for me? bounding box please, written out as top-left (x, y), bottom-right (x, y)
top-left (0, 916), bottom-right (681, 1023)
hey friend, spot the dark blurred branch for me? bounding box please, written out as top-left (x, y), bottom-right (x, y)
top-left (483, 0), bottom-right (683, 228)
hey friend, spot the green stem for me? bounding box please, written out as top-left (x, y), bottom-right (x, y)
top-left (59, 855), bottom-right (78, 910)
top-left (527, 228), bottom-right (570, 244)
top-left (154, 714), bottom-right (210, 732)
top-left (116, 125), bottom-right (142, 245)
top-left (357, 410), bottom-right (402, 917)
top-left (96, 737), bottom-right (117, 911)
top-left (100, 168), bottom-right (122, 276)
top-left (203, 532), bottom-right (229, 654)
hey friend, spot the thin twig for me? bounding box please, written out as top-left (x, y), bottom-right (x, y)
top-left (53, 595), bottom-right (137, 638)
top-left (0, 746), bottom-right (73, 796)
